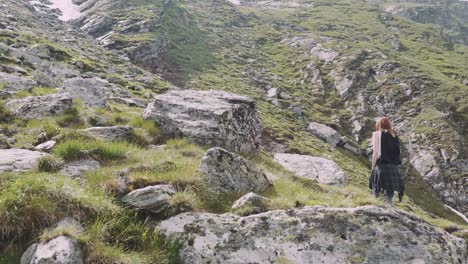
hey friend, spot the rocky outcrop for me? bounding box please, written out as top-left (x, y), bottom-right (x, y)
top-left (6, 93), bottom-right (72, 119)
top-left (0, 149), bottom-right (49, 172)
top-left (143, 89), bottom-right (263, 153)
top-left (121, 184), bottom-right (176, 214)
top-left (58, 77), bottom-right (134, 107)
top-left (0, 72), bottom-right (37, 94)
top-left (231, 192), bottom-right (270, 214)
top-left (198, 147), bottom-right (272, 194)
top-left (82, 126), bottom-right (134, 141)
top-left (159, 206), bottom-right (467, 264)
top-left (274, 153), bottom-right (347, 186)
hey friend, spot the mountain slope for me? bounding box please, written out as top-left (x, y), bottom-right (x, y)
top-left (0, 0), bottom-right (467, 263)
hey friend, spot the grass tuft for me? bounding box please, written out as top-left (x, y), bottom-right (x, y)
top-left (37, 156), bottom-right (64, 173)
top-left (53, 139), bottom-right (133, 163)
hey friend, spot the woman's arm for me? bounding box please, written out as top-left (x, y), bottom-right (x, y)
top-left (371, 131), bottom-right (379, 170)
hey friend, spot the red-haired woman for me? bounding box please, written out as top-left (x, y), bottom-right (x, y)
top-left (369, 117), bottom-right (404, 205)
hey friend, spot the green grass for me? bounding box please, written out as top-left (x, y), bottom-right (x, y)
top-left (13, 87), bottom-right (57, 98)
top-left (84, 138), bottom-right (204, 194)
top-left (53, 139), bottom-right (134, 163)
top-left (37, 156), bottom-right (64, 173)
top-left (0, 172), bottom-right (116, 243)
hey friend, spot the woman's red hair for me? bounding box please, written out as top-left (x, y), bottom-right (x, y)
top-left (375, 117), bottom-right (394, 134)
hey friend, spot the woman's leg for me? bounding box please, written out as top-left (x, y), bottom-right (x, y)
top-left (386, 191), bottom-right (394, 206)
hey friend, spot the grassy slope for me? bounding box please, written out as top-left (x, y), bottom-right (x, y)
top-left (1, 0), bottom-right (467, 263)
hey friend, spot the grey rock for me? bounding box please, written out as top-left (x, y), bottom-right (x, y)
top-left (0, 149), bottom-right (49, 172)
top-left (6, 93), bottom-right (72, 119)
top-left (342, 142), bottom-right (361, 155)
top-left (143, 89), bottom-right (263, 154)
top-left (121, 184), bottom-right (176, 214)
top-left (58, 77), bottom-right (134, 107)
top-left (159, 206), bottom-right (467, 264)
top-left (60, 159), bottom-right (101, 178)
top-left (307, 122), bottom-right (342, 147)
top-left (198, 147), bottom-right (272, 194)
top-left (232, 192), bottom-right (270, 213)
top-left (0, 72), bottom-right (37, 93)
top-left (82, 126), bottom-right (133, 141)
top-left (35, 140), bottom-right (56, 152)
top-left (21, 236), bottom-right (84, 264)
top-left (274, 153), bottom-right (347, 186)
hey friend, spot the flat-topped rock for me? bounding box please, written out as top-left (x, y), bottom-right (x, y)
top-left (0, 149), bottom-right (49, 172)
top-left (82, 126), bottom-right (134, 141)
top-left (143, 89), bottom-right (263, 153)
top-left (6, 93), bottom-right (72, 119)
top-left (198, 147), bottom-right (272, 194)
top-left (121, 184), bottom-right (176, 214)
top-left (159, 206), bottom-right (467, 264)
top-left (274, 153), bottom-right (347, 186)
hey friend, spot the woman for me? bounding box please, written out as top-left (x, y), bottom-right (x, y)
top-left (369, 117), bottom-right (404, 205)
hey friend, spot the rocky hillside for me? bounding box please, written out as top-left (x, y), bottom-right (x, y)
top-left (0, 0), bottom-right (467, 263)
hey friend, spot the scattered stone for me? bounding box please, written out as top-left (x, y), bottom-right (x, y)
top-left (60, 159), bottom-right (101, 178)
top-left (0, 149), bottom-right (49, 172)
top-left (307, 122), bottom-right (343, 147)
top-left (82, 126), bottom-right (134, 141)
top-left (6, 93), bottom-right (72, 119)
top-left (198, 147), bottom-right (272, 194)
top-left (35, 140), bottom-right (56, 152)
top-left (143, 89), bottom-right (263, 153)
top-left (21, 236), bottom-right (83, 264)
top-left (274, 153), bottom-right (347, 186)
top-left (231, 192), bottom-right (270, 214)
top-left (159, 206), bottom-right (467, 264)
top-left (121, 184), bottom-right (176, 214)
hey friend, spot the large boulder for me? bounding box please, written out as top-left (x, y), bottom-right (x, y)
top-left (198, 147), bottom-right (272, 194)
top-left (0, 149), bottom-right (49, 172)
top-left (82, 126), bottom-right (134, 141)
top-left (121, 184), bottom-right (176, 214)
top-left (58, 77), bottom-right (134, 107)
top-left (307, 122), bottom-right (343, 147)
top-left (159, 206), bottom-right (467, 264)
top-left (143, 89), bottom-right (263, 153)
top-left (6, 93), bottom-right (73, 119)
top-left (274, 153), bottom-right (347, 186)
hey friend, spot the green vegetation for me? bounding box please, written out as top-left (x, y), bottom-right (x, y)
top-left (13, 87), bottom-right (57, 98)
top-left (37, 156), bottom-right (64, 173)
top-left (53, 139), bottom-right (133, 163)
